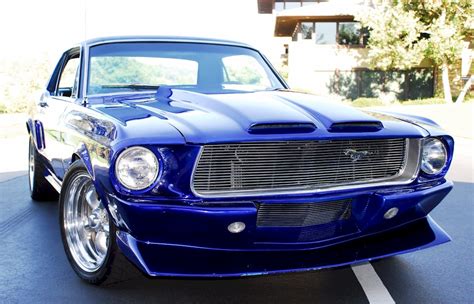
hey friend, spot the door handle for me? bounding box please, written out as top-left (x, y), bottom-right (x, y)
top-left (38, 101), bottom-right (48, 107)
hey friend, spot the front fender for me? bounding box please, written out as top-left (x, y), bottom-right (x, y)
top-left (373, 110), bottom-right (447, 136)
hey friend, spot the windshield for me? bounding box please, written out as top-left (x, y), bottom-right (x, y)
top-left (87, 42), bottom-right (285, 95)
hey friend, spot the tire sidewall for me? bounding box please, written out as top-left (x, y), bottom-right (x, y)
top-left (28, 136), bottom-right (58, 201)
top-left (28, 137), bottom-right (34, 194)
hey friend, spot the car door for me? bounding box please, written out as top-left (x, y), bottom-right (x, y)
top-left (37, 48), bottom-right (81, 180)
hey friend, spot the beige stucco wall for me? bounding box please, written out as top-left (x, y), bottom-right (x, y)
top-left (287, 41), bottom-right (369, 94)
top-left (286, 39), bottom-right (433, 97)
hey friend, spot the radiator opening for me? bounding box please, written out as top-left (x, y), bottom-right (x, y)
top-left (257, 199), bottom-right (352, 228)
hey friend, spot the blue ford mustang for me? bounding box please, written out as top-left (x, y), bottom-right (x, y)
top-left (27, 36), bottom-right (454, 284)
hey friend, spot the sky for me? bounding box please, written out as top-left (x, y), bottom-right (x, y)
top-left (0, 0), bottom-right (280, 63)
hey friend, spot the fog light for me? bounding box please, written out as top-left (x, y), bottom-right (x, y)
top-left (228, 222), bottom-right (246, 233)
top-left (384, 207), bottom-right (399, 219)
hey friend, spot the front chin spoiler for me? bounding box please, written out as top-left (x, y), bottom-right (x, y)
top-left (116, 216), bottom-right (450, 278)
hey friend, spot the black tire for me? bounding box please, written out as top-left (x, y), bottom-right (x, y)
top-left (59, 160), bottom-right (140, 285)
top-left (28, 136), bottom-right (58, 201)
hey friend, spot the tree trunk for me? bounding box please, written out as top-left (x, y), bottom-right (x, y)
top-left (441, 62), bottom-right (453, 103)
top-left (455, 75), bottom-right (473, 104)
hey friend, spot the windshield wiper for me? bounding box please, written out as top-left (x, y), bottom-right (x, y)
top-left (101, 84), bottom-right (160, 90)
top-left (258, 87), bottom-right (285, 91)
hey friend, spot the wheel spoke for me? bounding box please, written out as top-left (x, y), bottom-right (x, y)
top-left (85, 187), bottom-right (100, 210)
top-left (95, 231), bottom-right (108, 256)
top-left (102, 222), bottom-right (110, 234)
top-left (82, 217), bottom-right (92, 231)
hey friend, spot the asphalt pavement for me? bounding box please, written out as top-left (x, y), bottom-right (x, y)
top-left (0, 132), bottom-right (472, 303)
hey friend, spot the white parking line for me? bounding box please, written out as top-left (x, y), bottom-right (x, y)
top-left (352, 262), bottom-right (395, 304)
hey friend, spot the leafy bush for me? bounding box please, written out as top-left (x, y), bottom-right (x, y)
top-left (350, 98), bottom-right (387, 107)
top-left (351, 97), bottom-right (473, 107)
top-left (400, 98), bottom-right (446, 105)
top-left (0, 102), bottom-right (7, 113)
top-left (0, 57), bottom-right (53, 114)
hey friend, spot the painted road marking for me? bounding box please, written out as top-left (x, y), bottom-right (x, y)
top-left (352, 262), bottom-right (395, 304)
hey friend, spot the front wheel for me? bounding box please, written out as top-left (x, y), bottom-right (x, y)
top-left (59, 161), bottom-right (136, 284)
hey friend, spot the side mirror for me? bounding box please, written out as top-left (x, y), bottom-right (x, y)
top-left (58, 87), bottom-right (73, 97)
top-left (41, 90), bottom-right (51, 99)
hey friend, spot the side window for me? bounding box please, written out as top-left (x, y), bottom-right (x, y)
top-left (222, 55), bottom-right (271, 91)
top-left (57, 57), bottom-right (80, 97)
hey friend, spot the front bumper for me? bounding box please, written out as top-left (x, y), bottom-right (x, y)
top-left (110, 180), bottom-right (453, 277)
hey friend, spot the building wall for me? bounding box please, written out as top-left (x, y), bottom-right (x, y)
top-left (287, 40), bottom-right (369, 93)
top-left (287, 38), bottom-right (435, 100)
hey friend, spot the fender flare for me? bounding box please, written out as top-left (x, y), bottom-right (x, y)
top-left (26, 119), bottom-right (46, 150)
top-left (69, 143), bottom-right (95, 180)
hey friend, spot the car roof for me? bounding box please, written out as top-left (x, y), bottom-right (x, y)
top-left (82, 36), bottom-right (253, 49)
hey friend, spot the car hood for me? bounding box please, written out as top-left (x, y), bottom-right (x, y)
top-left (93, 88), bottom-right (429, 144)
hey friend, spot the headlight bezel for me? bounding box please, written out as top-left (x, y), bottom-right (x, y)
top-left (114, 146), bottom-right (161, 191)
top-left (420, 137), bottom-right (448, 176)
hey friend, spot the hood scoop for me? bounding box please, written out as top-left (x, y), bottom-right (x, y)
top-left (248, 123), bottom-right (316, 134)
top-left (328, 121), bottom-right (383, 133)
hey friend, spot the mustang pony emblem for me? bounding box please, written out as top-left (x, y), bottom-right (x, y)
top-left (343, 149), bottom-right (372, 162)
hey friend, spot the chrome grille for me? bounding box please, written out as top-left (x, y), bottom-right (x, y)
top-left (192, 139), bottom-right (409, 196)
top-left (257, 199), bottom-right (352, 227)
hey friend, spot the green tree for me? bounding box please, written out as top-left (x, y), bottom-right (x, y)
top-left (356, 0), bottom-right (473, 103)
top-left (0, 56), bottom-right (54, 113)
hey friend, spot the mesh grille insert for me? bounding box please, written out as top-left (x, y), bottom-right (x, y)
top-left (257, 199), bottom-right (352, 227)
top-left (192, 139), bottom-right (407, 195)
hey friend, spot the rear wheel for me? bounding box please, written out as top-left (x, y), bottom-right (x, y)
top-left (59, 161), bottom-right (137, 285)
top-left (28, 137), bottom-right (58, 201)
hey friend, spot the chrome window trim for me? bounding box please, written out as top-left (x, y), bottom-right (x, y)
top-left (190, 138), bottom-right (421, 198)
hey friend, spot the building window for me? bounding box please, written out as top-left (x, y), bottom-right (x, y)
top-left (274, 0), bottom-right (327, 11)
top-left (285, 0), bottom-right (302, 9)
top-left (328, 68), bottom-right (435, 100)
top-left (301, 22), bottom-right (314, 40)
top-left (274, 2), bottom-right (285, 11)
top-left (315, 22), bottom-right (337, 44)
top-left (302, 0), bottom-right (317, 6)
top-left (297, 21), bottom-right (369, 46)
top-left (338, 22), bottom-right (361, 45)
top-left (361, 26), bottom-right (370, 45)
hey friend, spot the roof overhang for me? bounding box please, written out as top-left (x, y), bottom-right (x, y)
top-left (274, 2), bottom-right (365, 37)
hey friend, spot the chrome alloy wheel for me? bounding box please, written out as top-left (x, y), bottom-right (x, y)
top-left (28, 139), bottom-right (35, 191)
top-left (63, 173), bottom-right (110, 272)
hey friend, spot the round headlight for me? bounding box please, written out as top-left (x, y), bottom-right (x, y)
top-left (115, 146), bottom-right (159, 190)
top-left (421, 138), bottom-right (447, 175)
